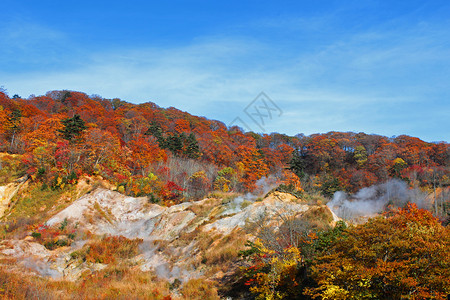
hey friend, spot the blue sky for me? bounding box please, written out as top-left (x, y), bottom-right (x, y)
top-left (1, 0), bottom-right (449, 142)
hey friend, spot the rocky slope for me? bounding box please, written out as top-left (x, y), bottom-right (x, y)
top-left (0, 187), bottom-right (336, 285)
top-left (0, 176), bottom-right (28, 218)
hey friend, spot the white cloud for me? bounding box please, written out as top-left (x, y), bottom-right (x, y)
top-left (2, 17), bottom-right (449, 142)
top-left (0, 19), bottom-right (72, 69)
top-left (2, 20), bottom-right (64, 45)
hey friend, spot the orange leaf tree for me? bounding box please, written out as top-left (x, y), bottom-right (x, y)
top-left (306, 203), bottom-right (450, 300)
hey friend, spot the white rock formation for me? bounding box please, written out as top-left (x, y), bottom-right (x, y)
top-left (2, 188), bottom-right (335, 282)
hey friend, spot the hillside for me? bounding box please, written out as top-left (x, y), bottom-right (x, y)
top-left (0, 176), bottom-right (448, 299)
top-left (0, 175), bottom-right (336, 298)
top-left (0, 90), bottom-right (448, 203)
top-left (0, 90), bottom-right (449, 299)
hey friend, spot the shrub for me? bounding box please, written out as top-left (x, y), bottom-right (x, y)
top-left (30, 219), bottom-right (78, 250)
top-left (180, 278), bottom-right (220, 300)
top-left (306, 204), bottom-right (450, 300)
top-left (71, 235), bottom-right (143, 264)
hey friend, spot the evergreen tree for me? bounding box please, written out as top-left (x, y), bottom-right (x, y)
top-left (185, 133), bottom-right (201, 159)
top-left (58, 114), bottom-right (87, 142)
top-left (145, 122), bottom-right (164, 144)
top-left (289, 149), bottom-right (306, 178)
top-left (165, 133), bottom-right (183, 155)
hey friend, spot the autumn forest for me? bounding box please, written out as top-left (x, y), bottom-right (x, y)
top-left (1, 90), bottom-right (448, 202)
top-left (0, 89), bottom-right (449, 299)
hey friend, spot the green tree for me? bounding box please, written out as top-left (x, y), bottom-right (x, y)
top-left (289, 150), bottom-right (306, 178)
top-left (320, 174), bottom-right (342, 198)
top-left (144, 122), bottom-right (164, 143)
top-left (164, 133), bottom-right (184, 155)
top-left (58, 114), bottom-right (87, 143)
top-left (185, 133), bottom-right (201, 159)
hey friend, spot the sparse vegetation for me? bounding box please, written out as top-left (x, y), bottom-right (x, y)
top-left (30, 219), bottom-right (78, 250)
top-left (188, 198), bottom-right (220, 217)
top-left (202, 229), bottom-right (248, 268)
top-left (4, 183), bottom-right (76, 226)
top-left (0, 258), bottom-right (174, 300)
top-left (180, 278), bottom-right (220, 299)
top-left (92, 201), bottom-right (116, 224)
top-left (70, 235), bottom-right (143, 264)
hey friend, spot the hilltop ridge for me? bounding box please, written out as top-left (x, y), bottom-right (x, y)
top-left (0, 89), bottom-right (448, 205)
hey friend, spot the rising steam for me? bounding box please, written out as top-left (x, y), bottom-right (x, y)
top-left (224, 176), bottom-right (279, 215)
top-left (327, 179), bottom-right (429, 221)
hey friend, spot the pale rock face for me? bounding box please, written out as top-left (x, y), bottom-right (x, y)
top-left (0, 239), bottom-right (61, 279)
top-left (46, 189), bottom-right (149, 227)
top-left (46, 189), bottom-right (197, 241)
top-left (0, 239), bottom-right (106, 281)
top-left (137, 239), bottom-right (199, 282)
top-left (2, 188), bottom-right (335, 282)
top-left (46, 188), bottom-right (311, 239)
top-left (205, 192), bottom-right (310, 234)
top-left (0, 180), bottom-right (27, 217)
top-left (0, 186), bottom-right (8, 216)
top-left (0, 239), bottom-right (51, 258)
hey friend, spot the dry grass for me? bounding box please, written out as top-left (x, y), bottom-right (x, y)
top-left (0, 216), bottom-right (37, 239)
top-left (0, 258), bottom-right (174, 300)
top-left (4, 183), bottom-right (69, 222)
top-left (204, 230), bottom-right (244, 262)
top-left (171, 228), bottom-right (248, 280)
top-left (196, 229), bottom-right (248, 276)
top-left (301, 205), bottom-right (334, 230)
top-left (188, 198), bottom-right (221, 217)
top-left (93, 201), bottom-right (116, 224)
top-left (70, 235), bottom-right (143, 264)
top-left (0, 257), bottom-right (225, 300)
top-left (0, 259), bottom-right (75, 300)
top-left (207, 191), bottom-right (238, 201)
top-left (76, 265), bottom-right (173, 299)
top-left (180, 278), bottom-right (220, 300)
